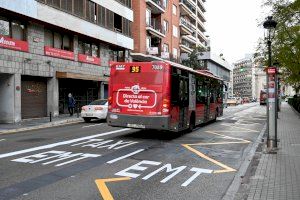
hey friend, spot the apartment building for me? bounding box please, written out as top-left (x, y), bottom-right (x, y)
top-left (233, 55), bottom-right (256, 99)
top-left (0, 0), bottom-right (133, 123)
top-left (131, 0), bottom-right (207, 63)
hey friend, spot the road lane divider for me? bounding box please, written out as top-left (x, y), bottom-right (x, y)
top-left (107, 149), bottom-right (145, 164)
top-left (0, 139), bottom-right (6, 142)
top-left (0, 128), bottom-right (131, 159)
top-left (95, 177), bottom-right (131, 200)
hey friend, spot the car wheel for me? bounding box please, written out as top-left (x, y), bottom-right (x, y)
top-left (83, 118), bottom-right (91, 122)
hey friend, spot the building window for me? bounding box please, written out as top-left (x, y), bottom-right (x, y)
top-left (47, 0), bottom-right (60, 7)
top-left (163, 20), bottom-right (168, 34)
top-left (61, 0), bottom-right (73, 12)
top-left (86, 1), bottom-right (97, 23)
top-left (97, 5), bottom-right (106, 27)
top-left (172, 4), bottom-right (177, 15)
top-left (106, 9), bottom-right (114, 30)
top-left (0, 17), bottom-right (26, 41)
top-left (44, 29), bottom-right (72, 51)
top-left (162, 0), bottom-right (168, 8)
top-left (78, 40), bottom-right (99, 57)
top-left (146, 9), bottom-right (151, 26)
top-left (173, 48), bottom-right (178, 59)
top-left (74, 0), bottom-right (85, 17)
top-left (146, 36), bottom-right (151, 49)
top-left (163, 43), bottom-right (169, 53)
top-left (172, 25), bottom-right (178, 37)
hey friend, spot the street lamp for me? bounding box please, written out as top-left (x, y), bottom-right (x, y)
top-left (263, 16), bottom-right (278, 150)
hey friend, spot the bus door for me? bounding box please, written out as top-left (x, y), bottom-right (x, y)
top-left (204, 83), bottom-right (210, 122)
top-left (171, 72), bottom-right (189, 131)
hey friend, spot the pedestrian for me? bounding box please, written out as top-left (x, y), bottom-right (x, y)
top-left (68, 93), bottom-right (76, 116)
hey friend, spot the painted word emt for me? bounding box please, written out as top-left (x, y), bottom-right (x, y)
top-left (115, 160), bottom-right (213, 187)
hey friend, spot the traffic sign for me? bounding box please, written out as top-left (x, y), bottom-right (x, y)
top-left (267, 67), bottom-right (277, 74)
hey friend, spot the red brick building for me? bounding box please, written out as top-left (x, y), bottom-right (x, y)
top-left (131, 0), bottom-right (207, 63)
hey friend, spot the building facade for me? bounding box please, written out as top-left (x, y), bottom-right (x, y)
top-left (131, 0), bottom-right (207, 63)
top-left (197, 51), bottom-right (232, 98)
top-left (233, 55), bottom-right (255, 99)
top-left (0, 0), bottom-right (133, 123)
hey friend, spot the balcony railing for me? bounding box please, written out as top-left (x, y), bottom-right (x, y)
top-left (145, 0), bottom-right (166, 14)
top-left (180, 0), bottom-right (196, 14)
top-left (146, 18), bottom-right (165, 37)
top-left (180, 18), bottom-right (195, 32)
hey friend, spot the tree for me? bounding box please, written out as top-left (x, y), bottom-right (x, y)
top-left (258, 0), bottom-right (300, 92)
top-left (181, 46), bottom-right (207, 70)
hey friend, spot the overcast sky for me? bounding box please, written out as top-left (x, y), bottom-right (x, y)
top-left (205, 0), bottom-right (270, 64)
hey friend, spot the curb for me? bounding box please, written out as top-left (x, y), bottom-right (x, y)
top-left (222, 123), bottom-right (267, 200)
top-left (0, 118), bottom-right (82, 135)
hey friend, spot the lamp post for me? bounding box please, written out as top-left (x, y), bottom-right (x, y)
top-left (263, 16), bottom-right (278, 150)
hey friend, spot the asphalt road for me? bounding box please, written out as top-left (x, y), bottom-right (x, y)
top-left (0, 103), bottom-right (266, 200)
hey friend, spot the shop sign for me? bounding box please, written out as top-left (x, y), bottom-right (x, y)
top-left (0, 35), bottom-right (29, 52)
top-left (267, 67), bottom-right (276, 74)
top-left (78, 54), bottom-right (101, 65)
top-left (44, 46), bottom-right (74, 60)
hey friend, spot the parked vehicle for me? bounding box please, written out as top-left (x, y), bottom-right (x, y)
top-left (226, 97), bottom-right (238, 106)
top-left (81, 99), bottom-right (108, 122)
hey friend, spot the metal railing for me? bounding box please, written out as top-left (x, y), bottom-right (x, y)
top-left (180, 18), bottom-right (195, 32)
top-left (146, 18), bottom-right (163, 34)
top-left (180, 0), bottom-right (196, 14)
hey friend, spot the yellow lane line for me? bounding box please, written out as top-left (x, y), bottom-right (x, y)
top-left (182, 144), bottom-right (236, 174)
top-left (95, 177), bottom-right (131, 200)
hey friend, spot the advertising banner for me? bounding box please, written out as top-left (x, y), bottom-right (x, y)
top-left (78, 54), bottom-right (101, 65)
top-left (44, 46), bottom-right (74, 60)
top-left (0, 35), bottom-right (29, 52)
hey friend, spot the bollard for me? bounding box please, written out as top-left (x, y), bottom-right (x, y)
top-left (77, 107), bottom-right (79, 118)
top-left (50, 112), bottom-right (52, 122)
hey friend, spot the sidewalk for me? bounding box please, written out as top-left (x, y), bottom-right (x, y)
top-left (0, 114), bottom-right (82, 134)
top-left (247, 102), bottom-right (300, 200)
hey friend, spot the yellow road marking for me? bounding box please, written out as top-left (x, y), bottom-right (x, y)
top-left (95, 177), bottom-right (131, 200)
top-left (221, 123), bottom-right (260, 132)
top-left (182, 144), bottom-right (236, 173)
top-left (182, 130), bottom-right (252, 174)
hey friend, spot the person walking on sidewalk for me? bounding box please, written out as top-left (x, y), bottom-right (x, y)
top-left (67, 93), bottom-right (76, 116)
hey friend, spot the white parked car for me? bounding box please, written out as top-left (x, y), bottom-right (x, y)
top-left (81, 99), bottom-right (108, 122)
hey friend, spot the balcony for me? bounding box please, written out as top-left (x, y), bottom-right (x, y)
top-left (197, 0), bottom-right (206, 12)
top-left (197, 9), bottom-right (206, 22)
top-left (146, 18), bottom-right (165, 38)
top-left (180, 17), bottom-right (196, 35)
top-left (179, 39), bottom-right (194, 53)
top-left (179, 0), bottom-right (196, 20)
top-left (197, 19), bottom-right (206, 32)
top-left (145, 0), bottom-right (166, 14)
top-left (182, 33), bottom-right (197, 45)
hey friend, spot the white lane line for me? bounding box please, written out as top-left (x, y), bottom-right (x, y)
top-left (0, 139), bottom-right (6, 142)
top-left (107, 149), bottom-right (145, 164)
top-left (82, 124), bottom-right (103, 128)
top-left (0, 128), bottom-right (131, 159)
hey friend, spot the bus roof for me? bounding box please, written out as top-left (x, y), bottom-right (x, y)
top-left (111, 61), bottom-right (223, 81)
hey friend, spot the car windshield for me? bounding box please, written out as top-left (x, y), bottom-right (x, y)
top-left (89, 100), bottom-right (107, 105)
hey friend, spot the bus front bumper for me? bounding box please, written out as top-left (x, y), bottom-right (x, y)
top-left (107, 113), bottom-right (170, 130)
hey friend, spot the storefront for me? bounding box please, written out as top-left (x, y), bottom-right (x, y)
top-left (57, 72), bottom-right (108, 114)
top-left (21, 76), bottom-right (47, 119)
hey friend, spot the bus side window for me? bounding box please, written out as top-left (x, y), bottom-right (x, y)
top-left (196, 78), bottom-right (206, 104)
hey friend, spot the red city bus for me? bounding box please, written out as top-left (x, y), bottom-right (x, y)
top-left (107, 61), bottom-right (224, 132)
